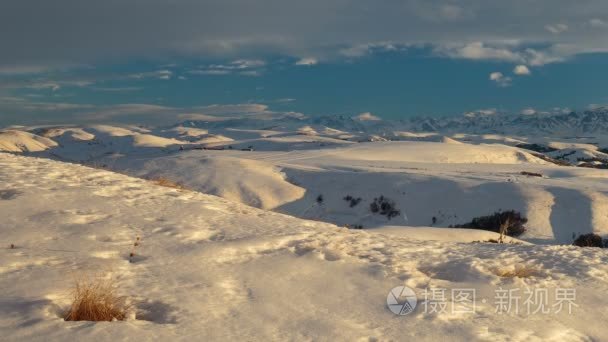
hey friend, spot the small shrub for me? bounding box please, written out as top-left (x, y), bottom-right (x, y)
top-left (520, 171), bottom-right (543, 177)
top-left (345, 224), bottom-right (363, 229)
top-left (515, 143), bottom-right (558, 153)
top-left (64, 276), bottom-right (129, 322)
top-left (148, 177), bottom-right (185, 190)
top-left (478, 238), bottom-right (522, 245)
top-left (529, 152), bottom-right (571, 166)
top-left (343, 195), bottom-right (362, 208)
top-left (370, 196), bottom-right (400, 220)
top-left (573, 233), bottom-right (604, 248)
top-left (10, 243), bottom-right (15, 249)
top-left (453, 210), bottom-right (527, 237)
top-left (129, 236), bottom-right (141, 262)
top-left (370, 201), bottom-right (379, 213)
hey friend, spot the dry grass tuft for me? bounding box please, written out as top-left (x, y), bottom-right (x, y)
top-left (64, 276), bottom-right (129, 322)
top-left (148, 176), bottom-right (186, 190)
top-left (494, 265), bottom-right (538, 278)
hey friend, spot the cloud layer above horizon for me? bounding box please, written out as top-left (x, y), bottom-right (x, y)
top-left (2, 1), bottom-right (608, 125)
top-left (2, 0), bottom-right (608, 70)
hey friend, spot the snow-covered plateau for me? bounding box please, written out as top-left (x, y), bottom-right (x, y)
top-left (2, 114), bottom-right (608, 341)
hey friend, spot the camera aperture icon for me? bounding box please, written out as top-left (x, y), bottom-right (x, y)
top-left (387, 286), bottom-right (418, 315)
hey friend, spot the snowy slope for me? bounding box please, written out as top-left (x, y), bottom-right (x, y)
top-left (0, 130), bottom-right (58, 152)
top-left (2, 153), bottom-right (608, 341)
top-left (116, 153), bottom-right (306, 210)
top-left (3, 123), bottom-right (608, 245)
top-left (153, 142), bottom-right (607, 244)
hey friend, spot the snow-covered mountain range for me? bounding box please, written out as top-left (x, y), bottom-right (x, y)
top-left (175, 107), bottom-right (608, 136)
top-left (407, 107), bottom-right (608, 135)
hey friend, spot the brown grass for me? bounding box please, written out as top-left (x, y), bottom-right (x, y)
top-left (494, 265), bottom-right (538, 278)
top-left (148, 176), bottom-right (186, 190)
top-left (64, 276), bottom-right (129, 322)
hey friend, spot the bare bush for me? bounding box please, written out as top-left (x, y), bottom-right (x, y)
top-left (573, 233), bottom-right (605, 248)
top-left (452, 210), bottom-right (527, 238)
top-left (520, 171), bottom-right (543, 177)
top-left (64, 276), bottom-right (129, 322)
top-left (343, 195), bottom-right (362, 208)
top-left (148, 177), bottom-right (186, 190)
top-left (370, 196), bottom-right (400, 220)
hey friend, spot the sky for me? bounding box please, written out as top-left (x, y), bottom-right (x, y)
top-left (2, 0), bottom-right (608, 126)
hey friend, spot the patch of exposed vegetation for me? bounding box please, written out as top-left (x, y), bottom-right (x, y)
top-left (64, 276), bottom-right (130, 322)
top-left (345, 224), bottom-right (363, 229)
top-left (343, 195), bottom-right (362, 208)
top-left (573, 233), bottom-right (605, 248)
top-left (370, 196), bottom-right (401, 220)
top-left (529, 152), bottom-right (571, 166)
top-left (452, 210), bottom-right (527, 239)
top-left (516, 143), bottom-right (558, 153)
top-left (577, 157), bottom-right (608, 169)
top-left (520, 171), bottom-right (543, 177)
top-left (148, 177), bottom-right (186, 190)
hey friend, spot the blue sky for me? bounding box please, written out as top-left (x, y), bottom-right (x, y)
top-left (2, 1), bottom-right (608, 125)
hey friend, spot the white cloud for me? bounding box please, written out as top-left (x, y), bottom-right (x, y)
top-left (189, 69), bottom-right (231, 75)
top-left (0, 96), bottom-right (94, 112)
top-left (239, 70), bottom-right (261, 77)
top-left (353, 112), bottom-right (382, 121)
top-left (588, 103), bottom-right (608, 110)
top-left (91, 86), bottom-right (141, 92)
top-left (189, 59), bottom-right (266, 76)
top-left (178, 113), bottom-right (237, 122)
top-left (3, 1), bottom-right (608, 74)
top-left (437, 43), bottom-right (564, 66)
top-left (193, 104), bottom-right (270, 115)
top-left (340, 42), bottom-right (398, 58)
top-left (230, 59), bottom-right (266, 69)
top-left (521, 108), bottom-right (537, 115)
top-left (489, 72), bottom-right (512, 87)
top-left (513, 65), bottom-right (531, 75)
top-left (82, 104), bottom-right (174, 119)
top-left (28, 82), bottom-right (61, 91)
top-left (524, 48), bottom-right (563, 66)
top-left (545, 23), bottom-right (568, 34)
top-left (295, 58), bottom-right (318, 66)
top-left (464, 108), bottom-right (498, 117)
top-left (0, 65), bottom-right (55, 75)
top-left (589, 18), bottom-right (608, 28)
top-left (489, 72), bottom-right (503, 81)
top-left (438, 42), bottom-right (521, 62)
top-left (130, 70), bottom-right (173, 80)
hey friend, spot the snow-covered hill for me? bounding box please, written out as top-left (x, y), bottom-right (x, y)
top-left (3, 121), bottom-right (608, 245)
top-left (2, 153), bottom-right (608, 341)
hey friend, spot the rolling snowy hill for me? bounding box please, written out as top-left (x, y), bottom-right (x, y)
top-left (3, 119), bottom-right (608, 245)
top-left (2, 153), bottom-right (608, 341)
